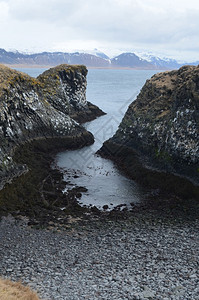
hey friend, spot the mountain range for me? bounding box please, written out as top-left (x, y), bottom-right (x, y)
top-left (0, 48), bottom-right (198, 70)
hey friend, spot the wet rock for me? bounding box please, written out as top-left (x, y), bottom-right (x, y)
top-left (103, 205), bottom-right (109, 210)
top-left (99, 65), bottom-right (199, 198)
top-left (0, 64), bottom-right (104, 215)
top-left (76, 186), bottom-right (88, 193)
top-left (115, 204), bottom-right (126, 209)
top-left (73, 175), bottom-right (79, 178)
top-left (75, 192), bottom-right (82, 199)
top-left (90, 206), bottom-right (100, 214)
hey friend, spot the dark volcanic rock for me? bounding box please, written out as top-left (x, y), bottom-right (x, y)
top-left (99, 65), bottom-right (199, 191)
top-left (0, 64), bottom-right (103, 190)
top-left (37, 65), bottom-right (105, 123)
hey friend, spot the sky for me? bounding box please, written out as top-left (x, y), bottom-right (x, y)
top-left (1, 0), bottom-right (199, 61)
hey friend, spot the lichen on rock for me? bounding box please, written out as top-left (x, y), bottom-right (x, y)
top-left (37, 64), bottom-right (88, 115)
top-left (0, 64), bottom-right (103, 191)
top-left (100, 65), bottom-right (199, 186)
top-left (37, 64), bottom-right (105, 123)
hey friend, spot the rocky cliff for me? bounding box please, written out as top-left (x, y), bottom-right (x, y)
top-left (0, 64), bottom-right (103, 191)
top-left (99, 65), bottom-right (199, 192)
top-left (37, 64), bottom-right (104, 123)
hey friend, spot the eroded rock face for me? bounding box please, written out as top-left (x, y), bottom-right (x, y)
top-left (100, 65), bottom-right (199, 185)
top-left (0, 64), bottom-right (102, 189)
top-left (37, 65), bottom-right (105, 123)
top-left (37, 65), bottom-right (88, 116)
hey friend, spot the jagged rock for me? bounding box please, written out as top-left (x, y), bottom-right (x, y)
top-left (0, 64), bottom-right (103, 190)
top-left (37, 64), bottom-right (105, 123)
top-left (99, 65), bottom-right (199, 188)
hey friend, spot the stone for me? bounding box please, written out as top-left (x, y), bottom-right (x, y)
top-left (103, 205), bottom-right (109, 210)
top-left (0, 214), bottom-right (199, 300)
top-left (159, 273), bottom-right (165, 279)
top-left (142, 287), bottom-right (155, 298)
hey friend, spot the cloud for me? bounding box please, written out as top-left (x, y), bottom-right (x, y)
top-left (6, 0), bottom-right (84, 22)
top-left (0, 1), bottom-right (9, 22)
top-left (1, 0), bottom-right (199, 60)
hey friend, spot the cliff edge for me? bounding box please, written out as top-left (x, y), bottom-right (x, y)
top-left (0, 64), bottom-right (103, 191)
top-left (99, 65), bottom-right (199, 192)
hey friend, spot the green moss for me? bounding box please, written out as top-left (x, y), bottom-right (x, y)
top-left (155, 149), bottom-right (172, 162)
top-left (0, 131), bottom-right (94, 217)
top-left (100, 141), bottom-right (199, 202)
top-left (0, 64), bottom-right (87, 100)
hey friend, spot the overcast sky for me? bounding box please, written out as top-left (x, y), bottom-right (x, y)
top-left (1, 0), bottom-right (199, 61)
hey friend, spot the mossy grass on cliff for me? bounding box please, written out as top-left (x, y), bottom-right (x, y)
top-left (37, 64), bottom-right (87, 79)
top-left (37, 64), bottom-right (88, 95)
top-left (106, 65), bottom-right (199, 186)
top-left (0, 64), bottom-right (41, 97)
top-left (99, 140), bottom-right (199, 202)
top-left (0, 133), bottom-right (93, 221)
top-left (0, 63), bottom-right (105, 222)
top-left (0, 63), bottom-right (88, 98)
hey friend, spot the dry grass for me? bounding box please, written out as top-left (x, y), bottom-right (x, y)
top-left (0, 65), bottom-right (22, 95)
top-left (0, 278), bottom-right (41, 300)
top-left (153, 72), bottom-right (177, 90)
top-left (0, 64), bottom-right (38, 97)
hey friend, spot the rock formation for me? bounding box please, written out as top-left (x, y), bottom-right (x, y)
top-left (0, 64), bottom-right (103, 190)
top-left (99, 65), bottom-right (199, 189)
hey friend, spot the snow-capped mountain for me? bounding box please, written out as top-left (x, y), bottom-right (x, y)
top-left (0, 48), bottom-right (111, 67)
top-left (135, 52), bottom-right (182, 69)
top-left (148, 56), bottom-right (181, 69)
top-left (0, 48), bottom-right (198, 69)
top-left (77, 48), bottom-right (110, 60)
top-left (111, 52), bottom-right (154, 69)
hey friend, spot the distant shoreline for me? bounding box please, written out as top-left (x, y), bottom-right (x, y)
top-left (3, 63), bottom-right (166, 71)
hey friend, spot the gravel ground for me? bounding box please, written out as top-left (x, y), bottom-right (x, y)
top-left (0, 213), bottom-right (198, 300)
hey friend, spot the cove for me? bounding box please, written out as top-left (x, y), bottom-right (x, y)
top-left (55, 69), bottom-right (160, 210)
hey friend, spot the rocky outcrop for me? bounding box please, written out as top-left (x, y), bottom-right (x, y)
top-left (0, 64), bottom-right (103, 190)
top-left (99, 65), bottom-right (199, 189)
top-left (37, 65), bottom-right (105, 123)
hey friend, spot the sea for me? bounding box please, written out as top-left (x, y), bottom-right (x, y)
top-left (15, 67), bottom-right (161, 210)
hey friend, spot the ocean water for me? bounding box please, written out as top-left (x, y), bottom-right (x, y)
top-left (15, 67), bottom-right (48, 78)
top-left (15, 67), bottom-right (161, 210)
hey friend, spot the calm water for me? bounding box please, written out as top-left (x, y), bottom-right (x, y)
top-left (15, 67), bottom-right (48, 78)
top-left (16, 68), bottom-right (161, 210)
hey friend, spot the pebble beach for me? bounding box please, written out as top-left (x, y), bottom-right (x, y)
top-left (0, 210), bottom-right (198, 300)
